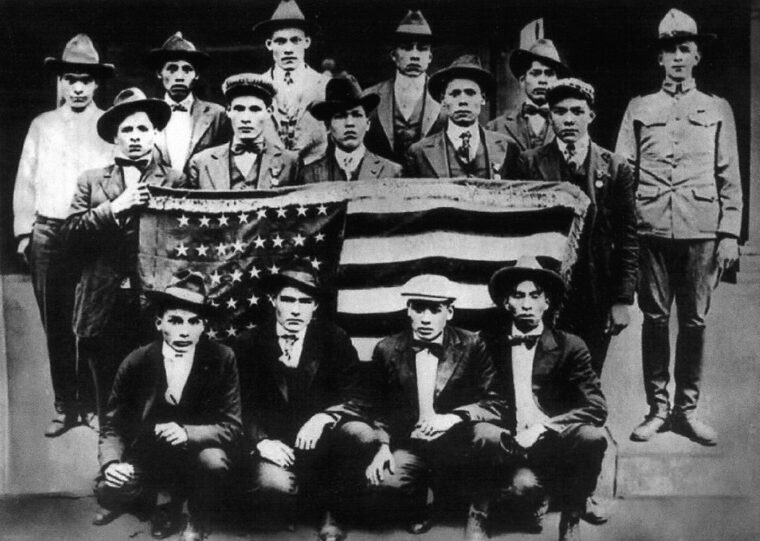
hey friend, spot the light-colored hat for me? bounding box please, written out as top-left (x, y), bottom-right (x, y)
top-left (252, 0), bottom-right (318, 39)
top-left (222, 73), bottom-right (277, 105)
top-left (96, 87), bottom-right (171, 142)
top-left (147, 31), bottom-right (211, 70)
top-left (394, 10), bottom-right (434, 42)
top-left (509, 39), bottom-right (570, 79)
top-left (657, 8), bottom-right (716, 45)
top-left (428, 54), bottom-right (496, 101)
top-left (488, 255), bottom-right (564, 305)
top-left (546, 77), bottom-right (595, 106)
top-left (44, 34), bottom-right (115, 79)
top-left (400, 274), bottom-right (457, 303)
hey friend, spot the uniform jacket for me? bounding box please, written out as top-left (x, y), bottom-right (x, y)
top-left (298, 146), bottom-right (403, 183)
top-left (368, 326), bottom-right (509, 445)
top-left (98, 337), bottom-right (243, 470)
top-left (363, 77), bottom-right (445, 163)
top-left (155, 97), bottom-right (231, 172)
top-left (615, 84), bottom-right (742, 239)
top-left (480, 324), bottom-right (607, 433)
top-left (486, 105), bottom-right (555, 152)
top-left (405, 126), bottom-right (521, 180)
top-left (61, 160), bottom-right (185, 337)
top-left (517, 141), bottom-right (639, 309)
top-left (186, 141), bottom-right (300, 190)
top-left (234, 319), bottom-right (371, 447)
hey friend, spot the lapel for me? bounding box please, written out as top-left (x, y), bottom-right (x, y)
top-left (583, 142), bottom-right (604, 207)
top-left (536, 142), bottom-right (565, 183)
top-left (502, 109), bottom-right (530, 151)
top-left (298, 323), bottom-right (323, 391)
top-left (98, 164), bottom-right (125, 201)
top-left (177, 339), bottom-right (213, 407)
top-left (261, 322), bottom-right (290, 402)
top-left (420, 76), bottom-right (440, 136)
top-left (375, 79), bottom-right (395, 150)
top-left (532, 327), bottom-right (561, 388)
top-left (189, 99), bottom-right (214, 155)
top-left (357, 150), bottom-right (385, 179)
top-left (141, 340), bottom-right (166, 421)
top-left (482, 129), bottom-right (507, 179)
top-left (141, 160), bottom-right (169, 187)
top-left (434, 327), bottom-right (464, 398)
top-left (420, 130), bottom-right (449, 178)
top-left (394, 332), bottom-right (420, 407)
top-left (203, 145), bottom-right (232, 190)
top-left (258, 141), bottom-right (287, 189)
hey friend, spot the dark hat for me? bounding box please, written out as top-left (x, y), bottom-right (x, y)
top-left (146, 269), bottom-right (216, 318)
top-left (96, 87), bottom-right (171, 142)
top-left (488, 255), bottom-right (565, 305)
top-left (393, 10), bottom-right (434, 43)
top-left (428, 54), bottom-right (496, 101)
top-left (44, 34), bottom-right (115, 79)
top-left (546, 77), bottom-right (595, 107)
top-left (221, 73), bottom-right (277, 105)
top-left (309, 74), bottom-right (380, 121)
top-left (147, 31), bottom-right (211, 71)
top-left (400, 274), bottom-right (457, 304)
top-left (252, 0), bottom-right (318, 39)
top-left (656, 8), bottom-right (716, 47)
top-left (509, 39), bottom-right (570, 79)
top-left (263, 260), bottom-right (322, 299)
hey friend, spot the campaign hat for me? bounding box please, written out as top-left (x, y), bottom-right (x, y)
top-left (393, 10), bottom-right (434, 43)
top-left (147, 31), bottom-right (211, 71)
top-left (44, 34), bottom-right (115, 79)
top-left (656, 8), bottom-right (716, 47)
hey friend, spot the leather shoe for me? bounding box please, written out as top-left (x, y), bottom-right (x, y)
top-left (180, 515), bottom-right (205, 541)
top-left (406, 506), bottom-right (433, 535)
top-left (582, 494), bottom-right (614, 525)
top-left (630, 415), bottom-right (668, 442)
top-left (318, 511), bottom-right (346, 541)
top-left (464, 508), bottom-right (489, 541)
top-left (150, 505), bottom-right (182, 539)
top-left (559, 510), bottom-right (581, 541)
top-left (92, 507), bottom-right (121, 526)
top-left (670, 414), bottom-right (717, 446)
top-left (44, 409), bottom-right (78, 438)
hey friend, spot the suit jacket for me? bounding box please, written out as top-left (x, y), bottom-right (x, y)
top-left (369, 326), bottom-right (509, 445)
top-left (186, 141), bottom-right (300, 190)
top-left (156, 97), bottom-right (230, 172)
top-left (61, 160), bottom-right (186, 338)
top-left (234, 319), bottom-right (371, 447)
top-left (405, 126), bottom-right (521, 180)
top-left (298, 146), bottom-right (403, 183)
top-left (98, 337), bottom-right (243, 470)
top-left (516, 141), bottom-right (638, 313)
top-left (486, 105), bottom-right (555, 152)
top-left (480, 324), bottom-right (607, 433)
top-left (363, 77), bottom-right (445, 163)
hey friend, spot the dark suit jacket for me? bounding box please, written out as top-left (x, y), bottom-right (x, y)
top-left (516, 141), bottom-right (638, 314)
top-left (155, 97), bottom-right (231, 171)
top-left (98, 337), bottom-right (243, 470)
top-left (369, 326), bottom-right (509, 445)
top-left (480, 324), bottom-right (607, 433)
top-left (62, 160), bottom-right (186, 338)
top-left (298, 146), bottom-right (403, 183)
top-left (486, 105), bottom-right (555, 152)
top-left (363, 77), bottom-right (445, 163)
top-left (234, 319), bottom-right (371, 447)
top-left (404, 126), bottom-right (521, 180)
top-left (186, 141), bottom-right (299, 190)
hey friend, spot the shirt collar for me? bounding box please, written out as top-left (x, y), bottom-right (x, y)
top-left (334, 144), bottom-right (366, 169)
top-left (395, 72), bottom-right (426, 93)
top-left (164, 92), bottom-right (194, 110)
top-left (273, 63), bottom-right (306, 82)
top-left (662, 78), bottom-right (696, 96)
top-left (556, 135), bottom-right (590, 163)
top-left (162, 341), bottom-right (196, 362)
top-left (511, 321), bottom-right (544, 337)
top-left (446, 121), bottom-right (480, 148)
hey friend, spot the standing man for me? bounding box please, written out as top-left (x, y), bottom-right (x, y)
top-left (253, 0), bottom-right (330, 166)
top-left (186, 73), bottom-right (300, 190)
top-left (365, 274), bottom-right (508, 540)
top-left (235, 262), bottom-right (377, 541)
top-left (363, 10), bottom-right (444, 164)
top-left (62, 88), bottom-right (185, 425)
top-left (487, 39), bottom-right (570, 151)
top-left (13, 34), bottom-right (114, 436)
top-left (482, 256), bottom-right (608, 541)
top-left (615, 9), bottom-right (740, 446)
top-left (148, 31), bottom-right (230, 172)
top-left (405, 55), bottom-right (520, 180)
top-left (300, 74), bottom-right (403, 183)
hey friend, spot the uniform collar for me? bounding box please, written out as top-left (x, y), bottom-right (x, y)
top-left (662, 78), bottom-right (696, 96)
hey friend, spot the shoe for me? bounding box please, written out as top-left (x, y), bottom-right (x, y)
top-left (582, 495), bottom-right (614, 525)
top-left (559, 510), bottom-right (581, 541)
top-left (464, 507), bottom-right (490, 541)
top-left (629, 415), bottom-right (668, 442)
top-left (92, 507), bottom-right (121, 526)
top-left (44, 409), bottom-right (78, 437)
top-left (180, 515), bottom-right (206, 541)
top-left (670, 414), bottom-right (717, 446)
top-left (406, 506), bottom-right (433, 535)
top-left (150, 505), bottom-right (183, 539)
top-left (318, 511), bottom-right (346, 541)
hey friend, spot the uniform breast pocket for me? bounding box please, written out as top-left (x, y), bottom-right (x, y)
top-left (685, 112), bottom-right (720, 159)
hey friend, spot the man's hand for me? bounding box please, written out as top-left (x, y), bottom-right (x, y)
top-left (257, 439), bottom-right (295, 469)
top-left (605, 303), bottom-right (631, 336)
top-left (104, 462), bottom-right (135, 489)
top-left (154, 422), bottom-right (188, 447)
top-left (295, 413), bottom-right (335, 450)
top-left (717, 237), bottom-right (739, 273)
top-left (514, 424), bottom-right (547, 450)
top-left (16, 237), bottom-right (30, 267)
top-left (366, 444), bottom-right (395, 486)
top-left (111, 182), bottom-right (150, 216)
top-left (411, 413), bottom-right (462, 441)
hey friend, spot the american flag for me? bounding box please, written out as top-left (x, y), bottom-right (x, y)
top-left (139, 180), bottom-right (589, 358)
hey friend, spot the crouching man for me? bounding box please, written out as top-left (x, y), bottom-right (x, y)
top-left (94, 271), bottom-right (242, 541)
top-left (481, 256), bottom-right (608, 541)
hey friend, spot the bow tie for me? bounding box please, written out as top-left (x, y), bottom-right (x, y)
top-left (283, 70), bottom-right (295, 86)
top-left (506, 334), bottom-right (540, 349)
top-left (522, 103), bottom-right (550, 118)
top-left (231, 140), bottom-right (263, 155)
top-left (412, 339), bottom-right (444, 359)
top-left (171, 103), bottom-right (188, 112)
top-left (115, 157), bottom-right (148, 170)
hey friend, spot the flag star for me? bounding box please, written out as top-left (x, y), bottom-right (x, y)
top-left (247, 293), bottom-right (259, 306)
top-left (226, 298), bottom-right (238, 310)
top-left (218, 215), bottom-right (230, 226)
top-left (178, 214), bottom-right (190, 227)
top-left (272, 234), bottom-right (284, 248)
top-left (206, 328), bottom-right (218, 340)
top-left (276, 207), bottom-right (287, 219)
top-left (314, 232), bottom-right (325, 243)
top-left (209, 270), bottom-right (222, 285)
top-left (253, 236), bottom-right (266, 249)
top-left (293, 233), bottom-right (306, 246)
top-left (199, 216), bottom-right (211, 227)
top-left (175, 242), bottom-right (188, 257)
top-left (238, 212), bottom-right (249, 224)
top-left (296, 206), bottom-right (307, 216)
top-left (216, 242), bottom-right (228, 255)
top-left (231, 240), bottom-right (245, 254)
top-left (268, 263), bottom-right (280, 274)
top-left (230, 269), bottom-right (243, 283)
top-left (317, 204), bottom-right (328, 215)
top-left (311, 258), bottom-right (322, 270)
top-left (196, 244), bottom-right (209, 256)
top-left (256, 208), bottom-right (267, 219)
top-left (248, 266), bottom-right (261, 279)
top-left (226, 325), bottom-right (238, 338)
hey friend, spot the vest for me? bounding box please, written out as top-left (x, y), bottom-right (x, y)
top-left (393, 92), bottom-right (425, 158)
top-left (229, 153), bottom-right (262, 190)
top-left (445, 135), bottom-right (489, 178)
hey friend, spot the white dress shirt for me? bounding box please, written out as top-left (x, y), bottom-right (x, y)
top-left (556, 135), bottom-right (590, 172)
top-left (523, 97), bottom-right (548, 136)
top-left (276, 323), bottom-right (307, 368)
top-left (446, 122), bottom-right (481, 162)
top-left (164, 93), bottom-right (194, 169)
top-left (414, 332), bottom-right (444, 420)
top-left (510, 323), bottom-right (551, 431)
top-left (394, 72), bottom-right (426, 120)
top-left (162, 342), bottom-right (195, 405)
top-left (334, 144), bottom-right (366, 178)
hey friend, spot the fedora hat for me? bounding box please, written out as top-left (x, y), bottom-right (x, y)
top-left (488, 255), bottom-right (565, 306)
top-left (263, 260), bottom-right (322, 299)
top-left (147, 31), bottom-right (211, 71)
top-left (252, 0), bottom-right (318, 39)
top-left (97, 87), bottom-right (171, 142)
top-left (222, 73), bottom-right (277, 105)
top-left (546, 77), bottom-right (595, 107)
top-left (400, 274), bottom-right (457, 304)
top-left (428, 54), bottom-right (496, 101)
top-left (393, 10), bottom-right (434, 43)
top-left (509, 39), bottom-right (570, 79)
top-left (309, 74), bottom-right (380, 122)
top-left (44, 34), bottom-right (115, 79)
top-left (146, 270), bottom-right (216, 318)
top-left (656, 8), bottom-right (716, 47)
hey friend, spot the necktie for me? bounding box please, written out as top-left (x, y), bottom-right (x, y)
top-left (412, 339), bottom-right (444, 359)
top-left (171, 103), bottom-right (188, 112)
top-left (506, 334), bottom-right (540, 349)
top-left (457, 131), bottom-right (472, 163)
top-left (565, 142), bottom-right (579, 173)
top-left (279, 334), bottom-right (298, 366)
top-left (284, 70), bottom-right (294, 86)
top-left (115, 157), bottom-right (148, 170)
top-left (231, 140), bottom-right (262, 155)
top-left (522, 102), bottom-right (550, 118)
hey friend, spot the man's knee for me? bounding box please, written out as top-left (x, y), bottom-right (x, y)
top-left (333, 420), bottom-right (379, 450)
top-left (376, 449), bottom-right (425, 493)
top-left (572, 425), bottom-right (607, 458)
top-left (196, 448), bottom-right (230, 476)
top-left (253, 460), bottom-right (298, 496)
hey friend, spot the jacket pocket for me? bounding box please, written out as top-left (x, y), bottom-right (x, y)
top-left (689, 186), bottom-right (720, 232)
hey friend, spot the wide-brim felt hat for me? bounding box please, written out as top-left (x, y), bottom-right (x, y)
top-left (428, 54), bottom-right (496, 101)
top-left (655, 8), bottom-right (716, 47)
top-left (147, 31), bottom-right (211, 70)
top-left (509, 39), bottom-right (570, 79)
top-left (252, 0), bottom-right (318, 39)
top-left (310, 74), bottom-right (380, 121)
top-left (44, 33), bottom-right (115, 79)
top-left (262, 261), bottom-right (322, 299)
top-left (145, 270), bottom-right (217, 319)
top-left (488, 255), bottom-right (565, 305)
top-left (392, 9), bottom-right (435, 44)
top-left (97, 87), bottom-right (171, 142)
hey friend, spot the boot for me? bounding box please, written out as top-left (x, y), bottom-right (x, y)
top-left (44, 404), bottom-right (78, 437)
